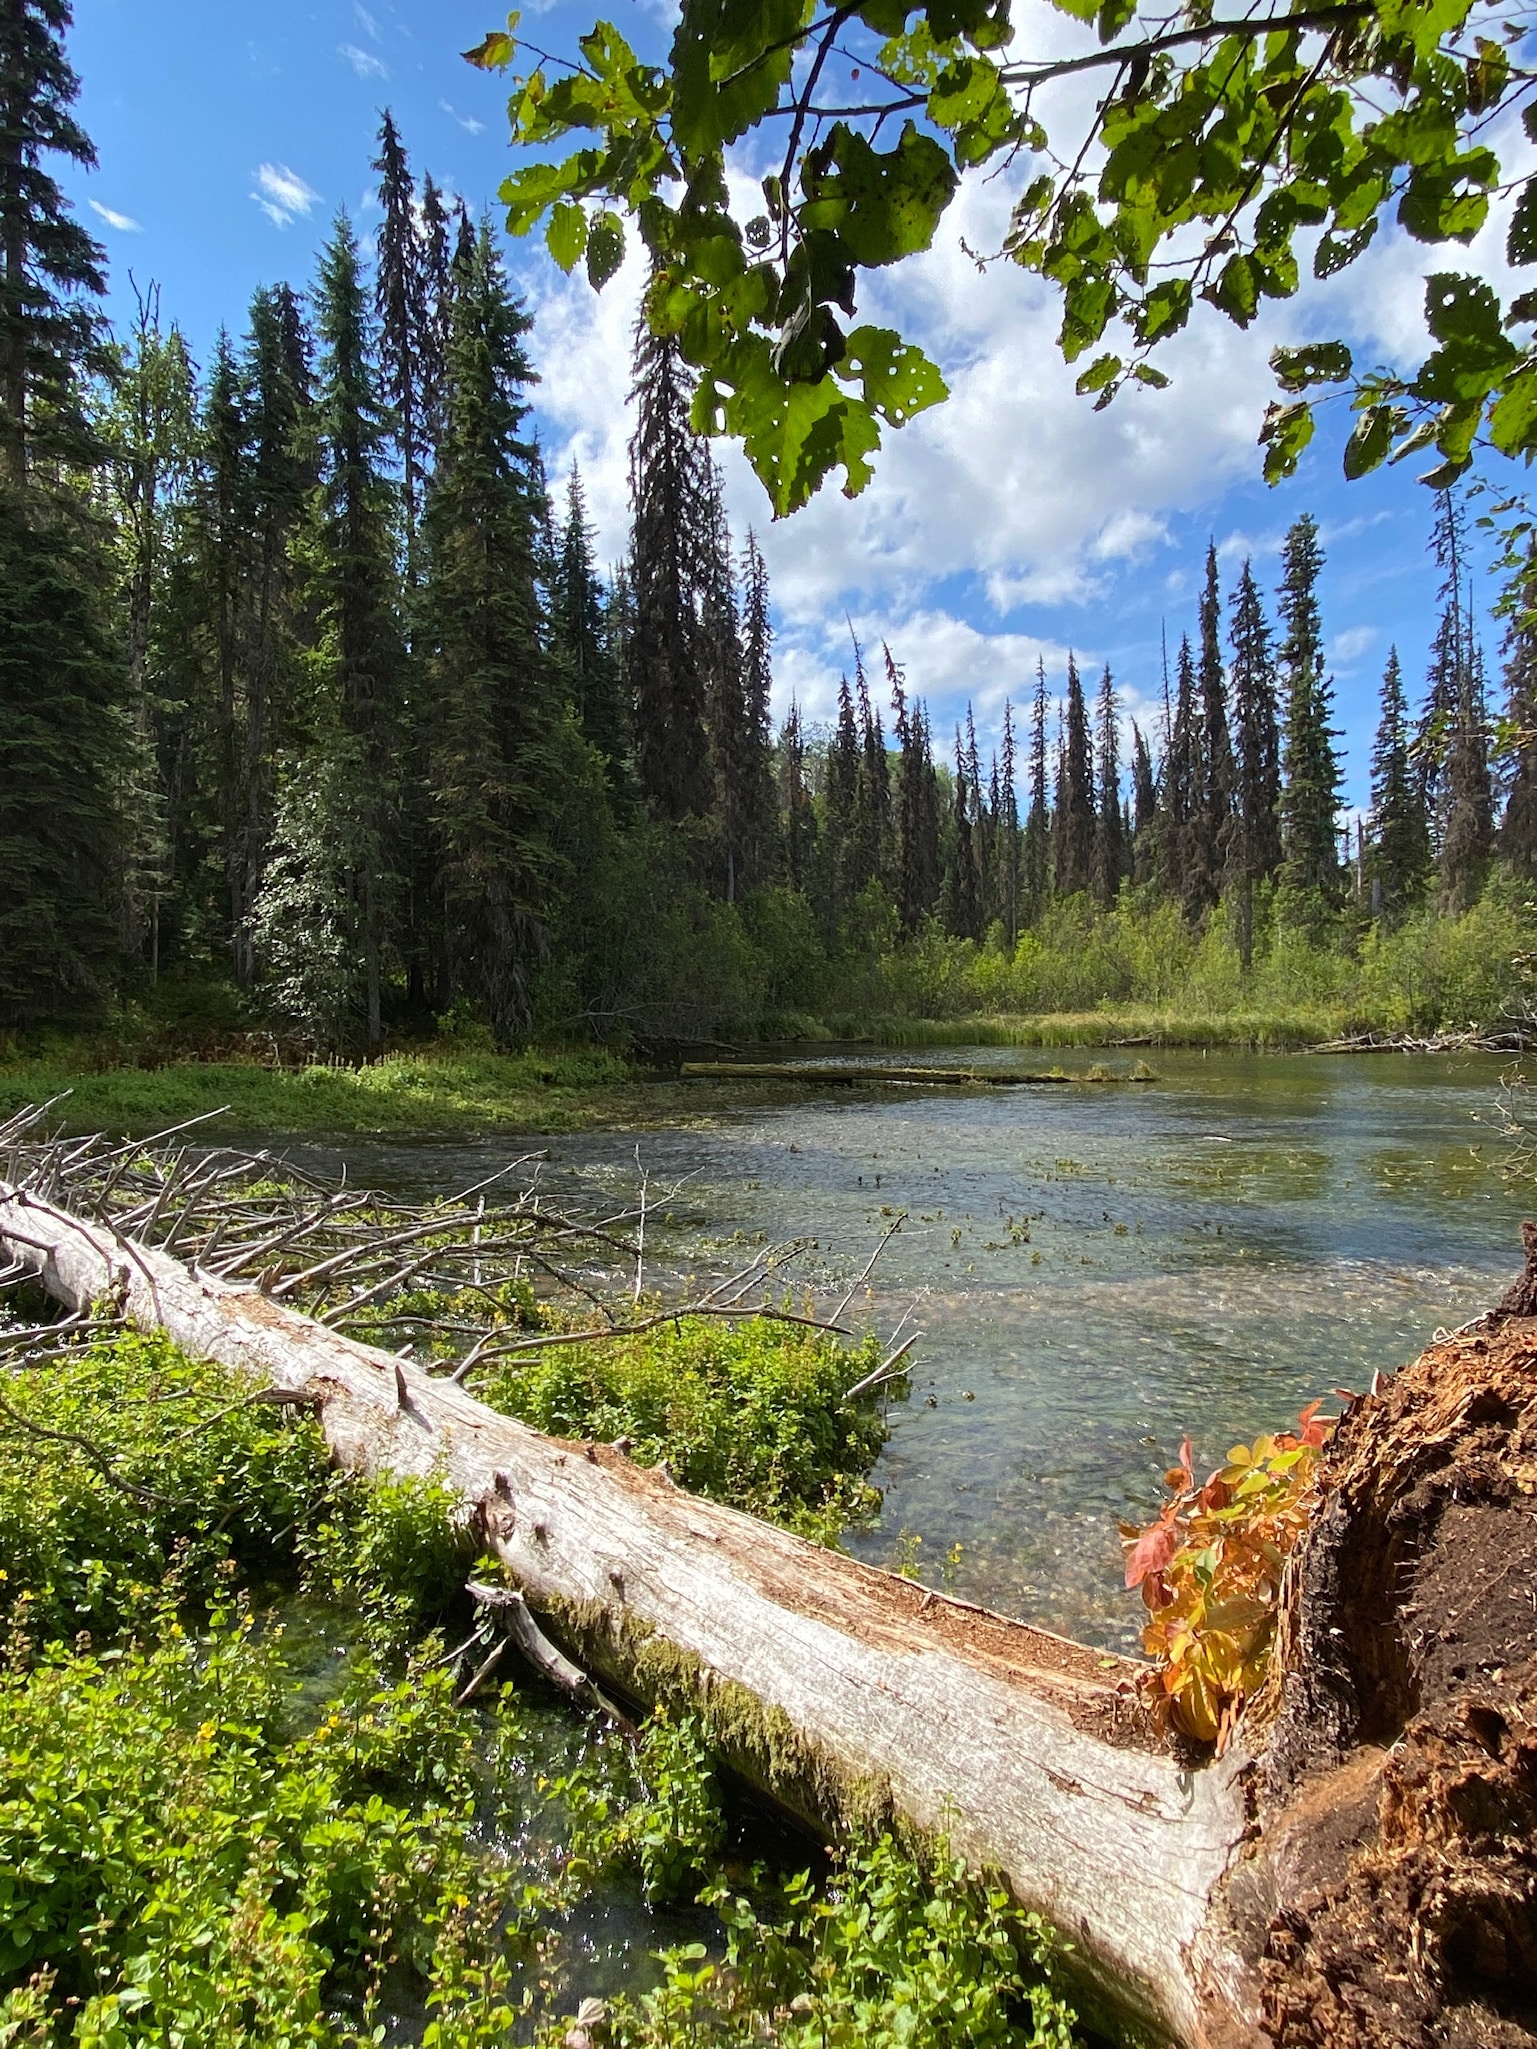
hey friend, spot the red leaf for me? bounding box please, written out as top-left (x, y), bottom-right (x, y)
top-left (1125, 1519), bottom-right (1178, 1590)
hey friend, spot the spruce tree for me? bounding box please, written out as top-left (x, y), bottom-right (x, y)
top-left (965, 704), bottom-right (993, 926)
top-left (850, 633), bottom-right (892, 896)
top-left (416, 172), bottom-right (454, 454)
top-left (283, 213), bottom-right (403, 1049)
top-left (1227, 558), bottom-right (1281, 966)
top-left (552, 462), bottom-right (630, 793)
top-left (737, 531), bottom-right (778, 888)
top-left (998, 697), bottom-right (1021, 944)
top-left (1155, 636), bottom-right (1200, 915)
top-left (1439, 646), bottom-right (1494, 915)
top-left (1023, 656), bottom-right (1050, 922)
top-left (916, 705), bottom-right (942, 917)
top-left (234, 283), bottom-right (314, 983)
top-left (943, 725), bottom-right (981, 938)
top-left (1130, 722), bottom-right (1157, 883)
top-left (1367, 647), bottom-right (1430, 921)
top-left (1054, 654), bottom-right (1094, 897)
top-left (0, 0), bottom-right (128, 1020)
top-left (825, 676), bottom-right (860, 936)
top-left (0, 0), bottom-right (110, 487)
top-left (697, 467), bottom-right (752, 897)
top-left (1499, 554), bottom-right (1537, 880)
top-left (373, 111), bottom-right (429, 565)
top-left (415, 220), bottom-right (557, 1043)
top-left (1195, 540), bottom-right (1236, 909)
top-left (627, 317), bottom-right (711, 821)
top-left (1276, 513), bottom-right (1344, 922)
top-left (889, 646), bottom-right (939, 929)
top-left (1091, 664), bottom-right (1123, 907)
top-left (98, 284), bottom-right (197, 971)
top-left (1415, 491), bottom-right (1475, 831)
top-left (1228, 560), bottom-right (1282, 876)
top-left (778, 700), bottom-right (815, 892)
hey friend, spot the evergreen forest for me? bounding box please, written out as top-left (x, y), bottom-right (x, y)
top-left (6, 11), bottom-right (1537, 1058)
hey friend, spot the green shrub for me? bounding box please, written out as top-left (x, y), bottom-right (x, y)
top-left (477, 1315), bottom-right (893, 1542)
top-left (0, 1331), bottom-right (334, 1644)
top-left (0, 1603), bottom-right (478, 2029)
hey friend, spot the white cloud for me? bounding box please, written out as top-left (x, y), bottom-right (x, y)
top-left (340, 41), bottom-right (388, 80)
top-left (1329, 625), bottom-right (1378, 671)
top-left (354, 2), bottom-right (382, 36)
top-left (250, 162), bottom-right (321, 229)
top-left (439, 98), bottom-right (485, 136)
top-left (89, 200), bottom-right (141, 233)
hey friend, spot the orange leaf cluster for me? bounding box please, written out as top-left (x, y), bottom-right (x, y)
top-left (1121, 1404), bottom-right (1333, 1750)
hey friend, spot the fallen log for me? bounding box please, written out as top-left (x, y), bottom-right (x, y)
top-left (3, 1180), bottom-right (1534, 2049)
top-left (679, 1060), bottom-right (1155, 1086)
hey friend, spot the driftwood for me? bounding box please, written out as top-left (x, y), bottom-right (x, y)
top-left (3, 1179), bottom-right (1535, 2048)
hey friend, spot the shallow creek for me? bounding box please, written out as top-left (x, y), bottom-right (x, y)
top-left (259, 1047), bottom-right (1525, 1653)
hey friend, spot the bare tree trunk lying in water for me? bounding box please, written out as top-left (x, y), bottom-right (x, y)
top-left (2, 1180), bottom-right (1534, 2049)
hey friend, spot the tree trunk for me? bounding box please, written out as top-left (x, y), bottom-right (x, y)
top-left (3, 1183), bottom-right (1534, 2049)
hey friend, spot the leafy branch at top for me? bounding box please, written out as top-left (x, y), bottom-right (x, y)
top-left (467, 0), bottom-right (1537, 512)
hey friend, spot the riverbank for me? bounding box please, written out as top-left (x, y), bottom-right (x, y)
top-left (0, 1047), bottom-right (646, 1137)
top-left (756, 1004), bottom-right (1352, 1048)
top-left (1, 1001), bottom-right (1521, 1139)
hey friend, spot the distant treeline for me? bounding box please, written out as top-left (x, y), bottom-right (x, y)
top-left (4, 8), bottom-right (1536, 1051)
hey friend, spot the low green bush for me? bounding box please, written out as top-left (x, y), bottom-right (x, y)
top-left (0, 1327), bottom-right (1071, 2047)
top-left (477, 1314), bottom-right (893, 1543)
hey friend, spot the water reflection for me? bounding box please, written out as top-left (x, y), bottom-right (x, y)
top-left (257, 1048), bottom-right (1525, 1652)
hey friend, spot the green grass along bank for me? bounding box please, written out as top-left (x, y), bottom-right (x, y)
top-left (4, 888), bottom-right (1529, 1135)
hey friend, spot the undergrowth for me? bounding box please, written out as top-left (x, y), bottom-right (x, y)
top-left (1123, 1405), bottom-right (1334, 1746)
top-left (0, 1328), bottom-right (1070, 2047)
top-left (476, 1315), bottom-right (893, 1544)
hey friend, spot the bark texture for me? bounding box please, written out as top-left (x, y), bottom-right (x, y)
top-left (4, 1181), bottom-right (1535, 2049)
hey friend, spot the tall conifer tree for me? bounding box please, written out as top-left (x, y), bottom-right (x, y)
top-left (416, 221), bottom-right (556, 1043)
top-left (944, 724), bottom-right (982, 938)
top-left (1130, 722), bottom-right (1157, 883)
top-left (1024, 657), bottom-right (1051, 921)
top-left (373, 111), bottom-right (430, 566)
top-left (1091, 664), bottom-right (1123, 907)
top-left (778, 700), bottom-right (814, 891)
top-left (1194, 540), bottom-right (1236, 909)
top-left (998, 698), bottom-right (1021, 944)
top-left (825, 676), bottom-right (860, 935)
top-left (1156, 635), bottom-right (1200, 915)
top-left (627, 318), bottom-right (711, 821)
top-left (552, 462), bottom-right (630, 793)
top-left (263, 213), bottom-right (402, 1049)
top-left (0, 0), bottom-right (109, 487)
top-left (1227, 558), bottom-right (1281, 965)
top-left (0, 0), bottom-right (129, 1020)
top-left (1054, 654), bottom-right (1094, 897)
top-left (737, 531), bottom-right (778, 888)
top-left (1499, 555), bottom-right (1537, 881)
top-left (850, 634), bottom-right (891, 896)
top-left (1439, 647), bottom-right (1494, 914)
top-left (1367, 647), bottom-right (1430, 920)
top-left (1276, 513), bottom-right (1343, 921)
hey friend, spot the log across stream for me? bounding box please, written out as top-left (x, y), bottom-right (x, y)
top-left (3, 1179), bottom-right (1535, 2049)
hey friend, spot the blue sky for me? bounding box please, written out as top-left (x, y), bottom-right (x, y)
top-left (64, 0), bottom-right (1524, 807)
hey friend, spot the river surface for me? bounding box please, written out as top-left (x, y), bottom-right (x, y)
top-left (263, 1048), bottom-right (1526, 1653)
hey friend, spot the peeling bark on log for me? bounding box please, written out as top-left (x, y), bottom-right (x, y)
top-left (4, 1181), bottom-right (1535, 2049)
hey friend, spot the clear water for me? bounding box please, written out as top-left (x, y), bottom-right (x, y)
top-left (261, 1048), bottom-right (1525, 1653)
